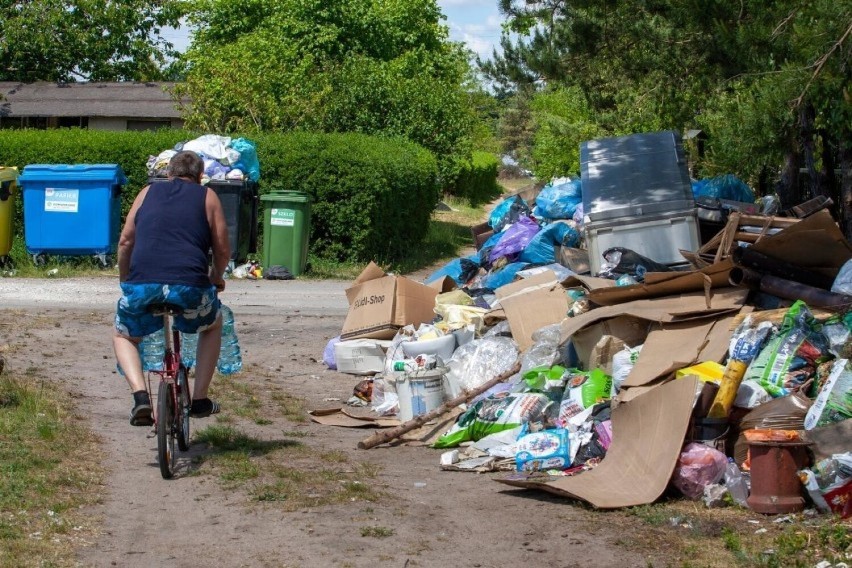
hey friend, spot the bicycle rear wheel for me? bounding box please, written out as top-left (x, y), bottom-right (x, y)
top-left (157, 380), bottom-right (176, 479)
top-left (176, 366), bottom-right (191, 451)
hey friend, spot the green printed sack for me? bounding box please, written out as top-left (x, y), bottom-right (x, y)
top-left (434, 393), bottom-right (552, 449)
top-left (556, 369), bottom-right (612, 426)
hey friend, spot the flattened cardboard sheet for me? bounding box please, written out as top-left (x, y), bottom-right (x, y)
top-left (751, 210), bottom-right (852, 276)
top-left (588, 259), bottom-right (734, 306)
top-left (497, 270), bottom-right (570, 350)
top-left (496, 376), bottom-right (699, 508)
top-left (560, 287), bottom-right (748, 345)
top-left (308, 408), bottom-right (400, 428)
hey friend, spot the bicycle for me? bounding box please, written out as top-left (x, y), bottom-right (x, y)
top-left (146, 303), bottom-right (192, 479)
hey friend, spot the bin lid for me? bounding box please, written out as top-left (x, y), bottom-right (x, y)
top-left (0, 167), bottom-right (18, 183)
top-left (261, 191), bottom-right (311, 203)
top-left (19, 164), bottom-right (128, 186)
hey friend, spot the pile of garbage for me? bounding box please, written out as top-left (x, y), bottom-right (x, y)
top-left (318, 131), bottom-right (851, 517)
top-left (146, 134), bottom-right (260, 184)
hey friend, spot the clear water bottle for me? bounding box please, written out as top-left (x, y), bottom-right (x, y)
top-left (217, 304), bottom-right (242, 374)
top-left (180, 331), bottom-right (199, 369)
top-left (139, 332), bottom-right (165, 371)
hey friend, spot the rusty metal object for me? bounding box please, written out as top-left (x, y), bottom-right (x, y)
top-left (746, 440), bottom-right (810, 514)
top-left (731, 247), bottom-right (835, 289)
top-left (729, 268), bottom-right (852, 310)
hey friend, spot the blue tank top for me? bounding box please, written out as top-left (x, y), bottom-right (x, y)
top-left (127, 179), bottom-right (212, 287)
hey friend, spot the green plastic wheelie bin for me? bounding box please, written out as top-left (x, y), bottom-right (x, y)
top-left (261, 191), bottom-right (311, 277)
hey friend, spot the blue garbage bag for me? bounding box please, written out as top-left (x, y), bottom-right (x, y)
top-left (691, 174), bottom-right (754, 203)
top-left (534, 178), bottom-right (582, 220)
top-left (489, 216), bottom-right (541, 263)
top-left (426, 255), bottom-right (480, 287)
top-left (489, 195), bottom-right (532, 232)
top-left (231, 138), bottom-right (261, 181)
top-left (481, 262), bottom-right (529, 290)
top-left (519, 222), bottom-right (581, 265)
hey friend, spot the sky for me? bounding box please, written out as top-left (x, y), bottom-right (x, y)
top-left (160, 0), bottom-right (505, 61)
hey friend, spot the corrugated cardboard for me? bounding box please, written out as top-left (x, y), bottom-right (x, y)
top-left (497, 376), bottom-right (698, 508)
top-left (571, 316), bottom-right (650, 368)
top-left (334, 339), bottom-right (391, 375)
top-left (588, 259), bottom-right (734, 306)
top-left (496, 270), bottom-right (570, 350)
top-left (342, 263), bottom-right (438, 340)
top-left (560, 287), bottom-right (748, 345)
top-left (751, 210), bottom-right (852, 276)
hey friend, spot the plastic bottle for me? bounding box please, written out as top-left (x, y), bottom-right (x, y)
top-left (180, 331), bottom-right (199, 369)
top-left (724, 458), bottom-right (749, 507)
top-left (217, 304), bottom-right (242, 374)
top-left (139, 332), bottom-right (165, 371)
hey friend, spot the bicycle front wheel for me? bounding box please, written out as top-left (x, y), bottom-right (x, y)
top-left (157, 380), bottom-right (176, 479)
top-left (176, 367), bottom-right (191, 451)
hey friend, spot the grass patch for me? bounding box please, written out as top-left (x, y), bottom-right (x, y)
top-left (360, 526), bottom-right (394, 538)
top-left (618, 500), bottom-right (850, 567)
top-left (0, 373), bottom-right (102, 567)
top-left (193, 424), bottom-right (383, 511)
top-left (208, 375), bottom-right (307, 425)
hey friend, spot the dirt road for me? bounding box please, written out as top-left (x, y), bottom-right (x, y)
top-left (0, 277), bottom-right (660, 568)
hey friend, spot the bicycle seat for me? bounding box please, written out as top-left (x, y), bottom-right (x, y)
top-left (146, 302), bottom-right (186, 316)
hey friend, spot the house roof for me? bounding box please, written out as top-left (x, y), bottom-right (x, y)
top-left (0, 81), bottom-right (186, 119)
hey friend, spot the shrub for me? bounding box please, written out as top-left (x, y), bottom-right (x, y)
top-left (0, 129), bottom-right (438, 263)
top-left (446, 151), bottom-right (501, 206)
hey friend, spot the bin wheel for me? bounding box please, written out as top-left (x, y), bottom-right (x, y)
top-left (32, 254), bottom-right (47, 266)
top-left (96, 254), bottom-right (113, 269)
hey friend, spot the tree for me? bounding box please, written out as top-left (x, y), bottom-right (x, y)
top-left (0, 1), bottom-right (187, 82)
top-left (481, 1), bottom-right (852, 237)
top-left (177, 0), bottom-right (476, 180)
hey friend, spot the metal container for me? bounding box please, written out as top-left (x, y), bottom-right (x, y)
top-left (580, 131), bottom-right (699, 274)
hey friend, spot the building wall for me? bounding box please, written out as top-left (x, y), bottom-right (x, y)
top-left (89, 117), bottom-right (127, 131)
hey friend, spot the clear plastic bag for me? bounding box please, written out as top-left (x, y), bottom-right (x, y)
top-left (445, 336), bottom-right (519, 395)
top-left (672, 442), bottom-right (728, 500)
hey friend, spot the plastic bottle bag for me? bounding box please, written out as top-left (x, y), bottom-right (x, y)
top-left (217, 304), bottom-right (242, 374)
top-left (724, 458), bottom-right (749, 507)
top-left (180, 331), bottom-right (199, 369)
top-left (139, 332), bottom-right (165, 372)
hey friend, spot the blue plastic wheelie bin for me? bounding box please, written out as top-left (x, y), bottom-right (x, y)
top-left (18, 164), bottom-right (126, 265)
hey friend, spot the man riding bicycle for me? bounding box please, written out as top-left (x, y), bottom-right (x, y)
top-left (113, 151), bottom-right (231, 426)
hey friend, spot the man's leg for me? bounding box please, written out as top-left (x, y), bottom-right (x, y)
top-left (193, 313), bottom-right (222, 401)
top-left (113, 332), bottom-right (144, 391)
top-left (113, 331), bottom-right (153, 426)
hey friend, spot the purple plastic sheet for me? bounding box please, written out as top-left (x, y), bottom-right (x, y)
top-left (489, 216), bottom-right (541, 263)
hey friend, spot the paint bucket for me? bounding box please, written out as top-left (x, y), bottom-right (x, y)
top-left (395, 367), bottom-right (447, 422)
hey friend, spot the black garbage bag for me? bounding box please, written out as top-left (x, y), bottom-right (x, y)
top-left (264, 265), bottom-right (294, 280)
top-left (598, 247), bottom-right (671, 281)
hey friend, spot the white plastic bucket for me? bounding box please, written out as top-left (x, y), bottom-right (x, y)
top-left (395, 368), bottom-right (447, 422)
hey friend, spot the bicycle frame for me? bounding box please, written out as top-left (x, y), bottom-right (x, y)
top-left (146, 312), bottom-right (182, 417)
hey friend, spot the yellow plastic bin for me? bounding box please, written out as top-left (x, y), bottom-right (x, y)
top-left (0, 167), bottom-right (19, 261)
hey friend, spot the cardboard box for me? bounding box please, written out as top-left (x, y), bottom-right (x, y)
top-left (341, 262), bottom-right (438, 340)
top-left (495, 270), bottom-right (571, 351)
top-left (334, 339), bottom-right (391, 375)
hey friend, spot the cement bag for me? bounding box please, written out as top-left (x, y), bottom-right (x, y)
top-left (534, 177), bottom-right (582, 220)
top-left (515, 428), bottom-right (571, 471)
top-left (519, 221), bottom-right (581, 265)
top-left (743, 301), bottom-right (831, 397)
top-left (434, 392), bottom-right (552, 448)
top-left (805, 359), bottom-right (852, 430)
top-left (733, 391), bottom-right (812, 465)
top-left (556, 369), bottom-right (612, 425)
top-left (671, 443), bottom-right (728, 499)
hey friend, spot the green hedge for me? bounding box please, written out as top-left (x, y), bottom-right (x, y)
top-left (446, 151), bottom-right (501, 206)
top-left (0, 129), bottom-right (439, 263)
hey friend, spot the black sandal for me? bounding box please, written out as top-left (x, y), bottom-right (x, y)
top-left (190, 398), bottom-right (221, 418)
